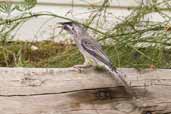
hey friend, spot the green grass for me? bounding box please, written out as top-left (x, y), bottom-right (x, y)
top-left (0, 41), bottom-right (83, 67)
top-left (0, 40), bottom-right (171, 69)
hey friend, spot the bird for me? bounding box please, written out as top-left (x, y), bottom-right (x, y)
top-left (59, 21), bottom-right (135, 97)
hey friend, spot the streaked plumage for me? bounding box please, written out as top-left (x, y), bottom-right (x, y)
top-left (60, 22), bottom-right (135, 97)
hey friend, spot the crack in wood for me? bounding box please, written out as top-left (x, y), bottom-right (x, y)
top-left (0, 87), bottom-right (124, 97)
top-left (0, 68), bottom-right (171, 114)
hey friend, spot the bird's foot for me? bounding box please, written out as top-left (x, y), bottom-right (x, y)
top-left (74, 64), bottom-right (92, 68)
top-left (73, 64), bottom-right (93, 72)
top-left (96, 89), bottom-right (113, 100)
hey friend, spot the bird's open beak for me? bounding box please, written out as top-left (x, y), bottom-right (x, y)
top-left (58, 21), bottom-right (73, 33)
top-left (58, 22), bottom-right (72, 30)
top-left (58, 22), bottom-right (73, 25)
top-left (57, 22), bottom-right (72, 34)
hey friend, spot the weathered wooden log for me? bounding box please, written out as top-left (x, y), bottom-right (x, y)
top-left (0, 67), bottom-right (171, 114)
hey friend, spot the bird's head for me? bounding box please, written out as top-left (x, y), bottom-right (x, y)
top-left (59, 22), bottom-right (86, 36)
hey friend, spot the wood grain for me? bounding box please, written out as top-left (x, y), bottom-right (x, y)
top-left (0, 67), bottom-right (171, 114)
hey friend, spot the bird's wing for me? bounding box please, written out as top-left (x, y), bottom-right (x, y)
top-left (81, 38), bottom-right (115, 70)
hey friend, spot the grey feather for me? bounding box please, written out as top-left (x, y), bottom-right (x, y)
top-left (81, 38), bottom-right (116, 71)
top-left (81, 38), bottom-right (134, 96)
top-left (60, 22), bottom-right (135, 97)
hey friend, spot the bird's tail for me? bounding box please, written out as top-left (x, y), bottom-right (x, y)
top-left (106, 66), bottom-right (135, 97)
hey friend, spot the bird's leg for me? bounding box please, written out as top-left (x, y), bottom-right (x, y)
top-left (73, 57), bottom-right (93, 69)
top-left (73, 62), bottom-right (92, 68)
top-left (73, 58), bottom-right (94, 72)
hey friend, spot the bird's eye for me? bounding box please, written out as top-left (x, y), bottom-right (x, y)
top-left (85, 41), bottom-right (88, 44)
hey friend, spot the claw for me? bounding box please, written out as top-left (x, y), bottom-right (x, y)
top-left (73, 64), bottom-right (93, 73)
top-left (73, 64), bottom-right (92, 68)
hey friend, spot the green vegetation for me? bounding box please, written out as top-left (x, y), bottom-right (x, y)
top-left (1, 0), bottom-right (171, 68)
top-left (0, 41), bottom-right (82, 67)
top-left (0, 40), bottom-right (171, 69)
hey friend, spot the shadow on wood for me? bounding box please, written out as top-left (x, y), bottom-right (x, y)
top-left (0, 67), bottom-right (171, 114)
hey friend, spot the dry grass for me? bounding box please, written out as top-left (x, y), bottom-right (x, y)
top-left (0, 40), bottom-right (170, 69)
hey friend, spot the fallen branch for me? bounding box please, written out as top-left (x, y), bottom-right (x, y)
top-left (0, 67), bottom-right (171, 114)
